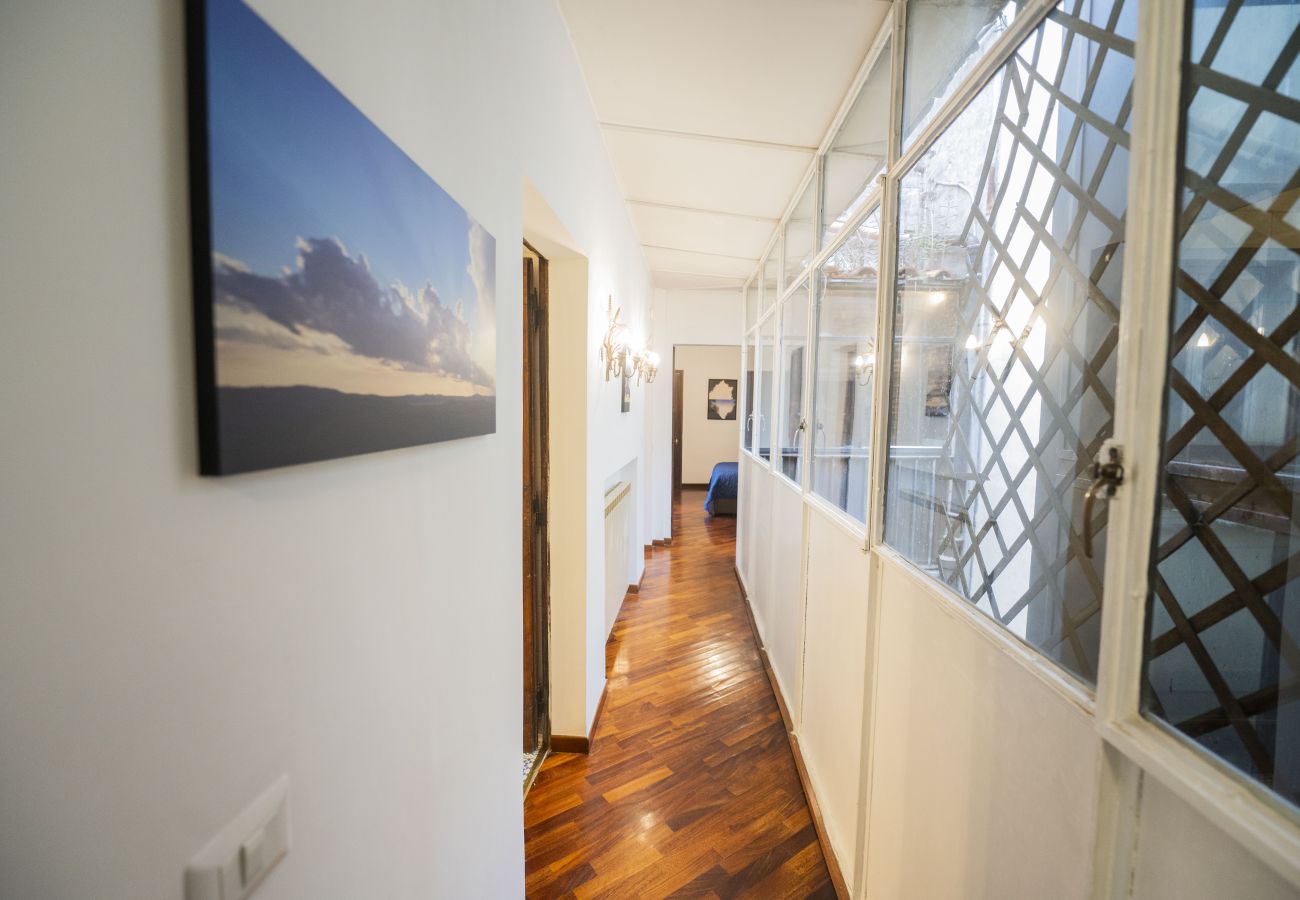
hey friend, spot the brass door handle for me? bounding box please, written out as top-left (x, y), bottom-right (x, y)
top-left (1082, 445), bottom-right (1124, 559)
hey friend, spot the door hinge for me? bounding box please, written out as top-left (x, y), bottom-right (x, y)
top-left (532, 494), bottom-right (547, 529)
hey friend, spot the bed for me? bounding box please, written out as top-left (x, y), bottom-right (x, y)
top-left (704, 461), bottom-right (739, 516)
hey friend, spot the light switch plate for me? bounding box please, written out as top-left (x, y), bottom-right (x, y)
top-left (185, 777), bottom-right (290, 900)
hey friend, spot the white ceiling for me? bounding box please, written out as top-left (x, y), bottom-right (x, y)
top-left (558, 0), bottom-right (893, 292)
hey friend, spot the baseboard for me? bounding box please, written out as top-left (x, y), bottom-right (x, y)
top-left (733, 565), bottom-right (849, 900)
top-left (681, 482), bottom-right (710, 490)
top-left (550, 680), bottom-right (610, 756)
top-left (550, 734), bottom-right (588, 753)
top-left (652, 537), bottom-right (673, 547)
top-left (789, 734), bottom-right (850, 900)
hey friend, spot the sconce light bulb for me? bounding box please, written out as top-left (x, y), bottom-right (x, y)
top-left (965, 334), bottom-right (981, 350)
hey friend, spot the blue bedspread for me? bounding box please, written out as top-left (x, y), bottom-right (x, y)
top-left (704, 461), bottom-right (739, 515)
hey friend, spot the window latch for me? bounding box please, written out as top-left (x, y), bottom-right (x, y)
top-left (1082, 443), bottom-right (1124, 558)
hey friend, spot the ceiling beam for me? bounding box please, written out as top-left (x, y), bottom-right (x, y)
top-left (643, 243), bottom-right (759, 262)
top-left (600, 120), bottom-right (816, 154)
top-left (649, 267), bottom-right (747, 279)
top-left (625, 198), bottom-right (780, 224)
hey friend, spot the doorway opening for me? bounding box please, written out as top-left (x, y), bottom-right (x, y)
top-left (672, 366), bottom-right (684, 500)
top-left (522, 241), bottom-right (550, 795)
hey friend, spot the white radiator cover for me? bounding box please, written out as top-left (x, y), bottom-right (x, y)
top-left (603, 481), bottom-right (632, 639)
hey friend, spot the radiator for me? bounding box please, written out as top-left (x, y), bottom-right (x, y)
top-left (603, 481), bottom-right (632, 639)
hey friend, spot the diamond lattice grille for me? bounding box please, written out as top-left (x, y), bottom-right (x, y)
top-left (1142, 0), bottom-right (1300, 805)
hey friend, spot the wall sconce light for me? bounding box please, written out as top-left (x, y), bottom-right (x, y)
top-left (852, 342), bottom-right (876, 386)
top-left (600, 297), bottom-right (628, 382)
top-left (599, 296), bottom-right (660, 384)
top-left (639, 350), bottom-right (660, 385)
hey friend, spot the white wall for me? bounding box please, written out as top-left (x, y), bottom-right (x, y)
top-left (1131, 779), bottom-right (1300, 900)
top-left (864, 560), bottom-right (1099, 900)
top-left (649, 288), bottom-right (743, 537)
top-left (673, 344), bottom-right (740, 484)
top-left (0, 2), bottom-right (649, 898)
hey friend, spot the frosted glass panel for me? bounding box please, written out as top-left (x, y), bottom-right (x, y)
top-left (824, 40), bottom-right (891, 247)
top-left (901, 0), bottom-right (1022, 150)
top-left (785, 179), bottom-right (817, 290)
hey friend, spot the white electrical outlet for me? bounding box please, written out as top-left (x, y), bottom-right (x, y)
top-left (185, 777), bottom-right (290, 900)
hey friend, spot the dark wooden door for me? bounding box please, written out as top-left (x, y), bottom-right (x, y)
top-left (522, 245), bottom-right (550, 756)
top-left (672, 368), bottom-right (684, 499)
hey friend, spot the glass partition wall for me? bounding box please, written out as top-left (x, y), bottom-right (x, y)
top-left (811, 209), bottom-right (881, 522)
top-left (778, 280), bottom-right (811, 484)
top-left (740, 0), bottom-right (1300, 871)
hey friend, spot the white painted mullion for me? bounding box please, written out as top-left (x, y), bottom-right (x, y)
top-left (1090, 1), bottom-right (1182, 883)
top-left (864, 0), bottom-right (907, 555)
top-left (1092, 0), bottom-right (1183, 733)
top-left (853, 5), bottom-right (908, 897)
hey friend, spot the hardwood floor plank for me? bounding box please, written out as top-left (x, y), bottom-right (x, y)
top-left (523, 490), bottom-right (834, 898)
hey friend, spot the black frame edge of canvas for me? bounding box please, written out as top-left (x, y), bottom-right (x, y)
top-left (184, 0), bottom-right (223, 476)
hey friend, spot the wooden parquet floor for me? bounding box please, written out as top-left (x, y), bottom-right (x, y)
top-left (523, 490), bottom-right (835, 899)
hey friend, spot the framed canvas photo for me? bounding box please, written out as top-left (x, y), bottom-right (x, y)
top-left (707, 378), bottom-right (738, 420)
top-left (186, 0), bottom-right (497, 475)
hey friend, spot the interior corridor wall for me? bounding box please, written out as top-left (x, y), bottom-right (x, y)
top-left (0, 2), bottom-right (650, 898)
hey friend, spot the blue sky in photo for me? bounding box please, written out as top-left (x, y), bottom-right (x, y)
top-left (205, 0), bottom-right (480, 326)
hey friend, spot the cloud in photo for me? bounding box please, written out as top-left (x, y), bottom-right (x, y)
top-left (213, 237), bottom-right (494, 390)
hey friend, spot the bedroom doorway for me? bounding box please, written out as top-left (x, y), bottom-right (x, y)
top-left (522, 241), bottom-right (550, 794)
top-left (672, 368), bottom-right (684, 500)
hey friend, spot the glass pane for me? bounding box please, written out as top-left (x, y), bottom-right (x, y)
top-left (785, 178), bottom-right (818, 290)
top-left (778, 281), bottom-right (810, 483)
top-left (901, 0), bottom-right (1024, 151)
top-left (812, 208), bottom-right (881, 522)
top-left (824, 40), bottom-right (892, 248)
top-left (1141, 0), bottom-right (1300, 809)
top-left (759, 314), bottom-right (775, 460)
top-left (744, 334), bottom-right (757, 453)
top-left (745, 283), bottom-right (758, 332)
top-left (883, 0), bottom-right (1138, 684)
top-left (762, 251), bottom-right (780, 316)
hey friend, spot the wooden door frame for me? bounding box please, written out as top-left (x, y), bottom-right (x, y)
top-left (672, 367), bottom-right (684, 499)
top-left (522, 242), bottom-right (550, 762)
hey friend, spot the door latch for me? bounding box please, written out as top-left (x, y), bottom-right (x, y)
top-left (1082, 443), bottom-right (1124, 559)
